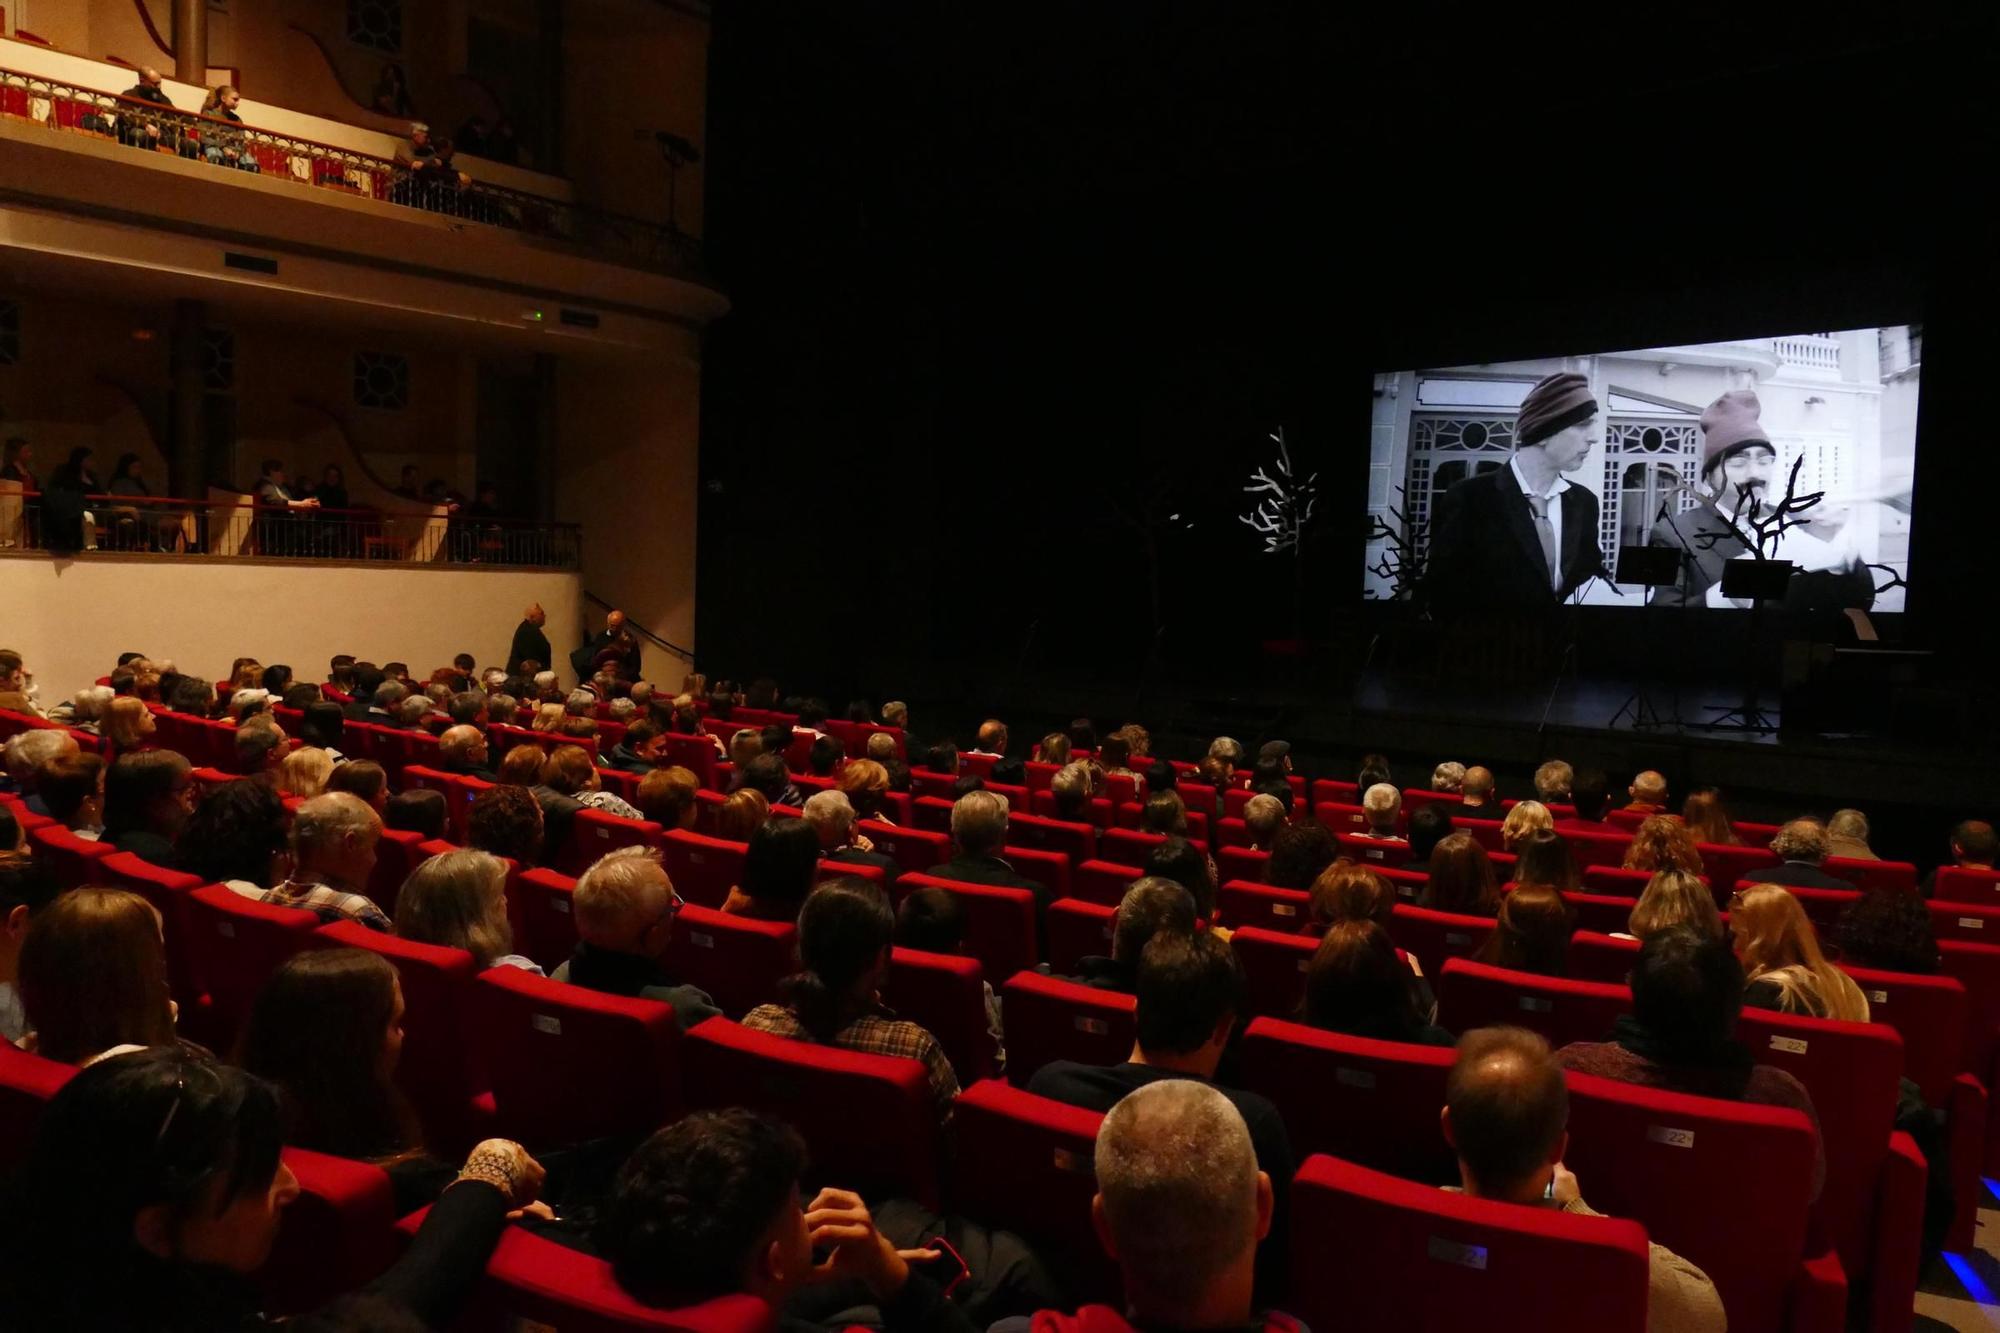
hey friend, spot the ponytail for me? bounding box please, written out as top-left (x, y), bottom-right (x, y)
top-left (781, 877), bottom-right (894, 1042)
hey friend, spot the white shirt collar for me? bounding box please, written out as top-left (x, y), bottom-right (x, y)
top-left (1510, 453), bottom-right (1572, 500)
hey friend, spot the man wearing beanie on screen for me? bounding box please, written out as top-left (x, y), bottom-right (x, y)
top-left (1648, 388), bottom-right (1873, 609)
top-left (1423, 370), bottom-right (1610, 615)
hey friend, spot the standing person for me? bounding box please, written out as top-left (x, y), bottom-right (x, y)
top-left (508, 602), bottom-right (553, 676)
top-left (1423, 371), bottom-right (1609, 614)
top-left (573, 609), bottom-right (640, 682)
top-left (43, 447), bottom-right (98, 554)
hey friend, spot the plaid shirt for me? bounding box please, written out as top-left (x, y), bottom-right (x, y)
top-left (742, 1003), bottom-right (960, 1115)
top-left (261, 877), bottom-right (392, 932)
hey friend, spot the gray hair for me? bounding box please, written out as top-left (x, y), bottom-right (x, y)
top-left (1241, 793), bottom-right (1286, 840)
top-left (72, 685), bottom-right (115, 723)
top-left (4, 730), bottom-right (75, 780)
top-left (566, 689), bottom-right (597, 718)
top-left (291, 792), bottom-right (381, 858)
top-left (573, 845), bottom-right (671, 944)
top-left (1206, 736), bottom-right (1246, 766)
top-left (373, 679), bottom-right (408, 708)
top-left (1095, 1080), bottom-right (1260, 1311)
top-left (628, 680), bottom-right (655, 706)
top-left (951, 789), bottom-right (1010, 855)
top-left (865, 733), bottom-right (897, 761)
top-left (1362, 782), bottom-right (1402, 823)
top-left (1534, 760), bottom-right (1574, 803)
top-left (482, 668), bottom-right (507, 690)
top-left (1431, 761), bottom-right (1466, 793)
top-left (802, 789), bottom-right (856, 840)
top-left (1828, 808), bottom-right (1869, 842)
top-left (235, 721), bottom-right (287, 766)
top-left (608, 697), bottom-right (637, 722)
top-left (230, 688), bottom-right (272, 719)
top-left (1051, 760), bottom-right (1099, 803)
top-left (487, 694), bottom-right (519, 724)
top-left (532, 671), bottom-right (558, 694)
top-left (395, 695), bottom-right (431, 727)
top-left (881, 700), bottom-right (908, 727)
top-left (1771, 818), bottom-right (1830, 864)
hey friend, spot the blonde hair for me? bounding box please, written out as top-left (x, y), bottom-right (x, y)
top-left (104, 697), bottom-right (154, 748)
top-left (277, 746), bottom-right (334, 798)
top-left (715, 787), bottom-right (769, 842)
top-left (394, 849), bottom-right (515, 968)
top-left (1500, 800), bottom-right (1552, 851)
top-left (1622, 815), bottom-right (1705, 875)
top-left (1626, 868), bottom-right (1722, 941)
top-left (530, 702), bottom-right (565, 733)
top-left (1731, 884), bottom-right (1869, 1022)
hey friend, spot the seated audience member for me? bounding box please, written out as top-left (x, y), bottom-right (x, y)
top-left (1139, 789), bottom-right (1190, 838)
top-left (760, 724), bottom-right (797, 765)
top-left (1404, 805), bottom-right (1453, 874)
top-left (437, 725), bottom-right (497, 780)
top-left (739, 751), bottom-right (805, 810)
top-left (837, 757), bottom-right (894, 824)
top-left (990, 755), bottom-right (1027, 788)
top-left (1731, 884), bottom-right (1869, 1022)
top-left (0, 859), bottom-right (61, 1041)
top-left (1681, 787), bottom-right (1741, 846)
top-left (369, 679), bottom-right (409, 724)
top-left (1559, 768), bottom-right (1615, 831)
top-left (395, 849), bottom-right (541, 973)
top-left (724, 817), bottom-right (821, 922)
top-left (1302, 919), bottom-right (1453, 1045)
top-left (487, 693), bottom-right (520, 726)
top-left (1472, 883), bottom-right (1575, 977)
top-left (1533, 759), bottom-right (1574, 806)
top-left (1443, 1028), bottom-right (1725, 1332)
top-left (447, 690), bottom-right (487, 727)
top-left (636, 765), bottom-right (701, 830)
top-left (261, 792), bottom-right (390, 930)
top-left (1037, 732), bottom-right (1072, 765)
top-left (1240, 793), bottom-right (1287, 852)
top-left (1419, 832), bottom-right (1501, 916)
top-left (1459, 765), bottom-right (1497, 811)
top-left (1307, 860), bottom-right (1397, 934)
top-left (744, 878), bottom-right (959, 1115)
top-left (1499, 799), bottom-right (1551, 852)
top-left (1097, 735), bottom-right (1137, 782)
top-left (923, 741), bottom-right (961, 778)
top-left (1622, 814), bottom-right (1704, 875)
top-left (1064, 717), bottom-right (1095, 753)
top-left (938, 790), bottom-right (1046, 900)
top-left (973, 718), bottom-right (1010, 757)
top-left (1143, 837), bottom-right (1217, 921)
top-left (276, 745), bottom-right (332, 799)
top-left (1358, 783), bottom-right (1405, 841)
top-left (552, 847), bottom-right (720, 1029)
top-left (281, 684), bottom-right (322, 713)
top-left (1557, 928), bottom-right (1824, 1196)
top-left (233, 718), bottom-right (288, 777)
top-left (1032, 933), bottom-right (1293, 1294)
top-left (467, 784), bottom-right (545, 865)
top-left (542, 745), bottom-right (644, 821)
top-left (803, 790), bottom-right (899, 880)
top-left (596, 1110), bottom-right (967, 1331)
top-left (1207, 734), bottom-right (1246, 784)
top-left (183, 778), bottom-right (291, 897)
top-left (1050, 760), bottom-right (1102, 822)
top-left (0, 1046), bottom-right (545, 1331)
top-left (1623, 868), bottom-right (1724, 943)
top-left (1834, 887), bottom-right (1941, 975)
top-left (37, 751), bottom-right (105, 838)
top-left (54, 684), bottom-right (114, 733)
top-left (105, 696), bottom-right (161, 755)
top-left (3, 730), bottom-right (75, 813)
top-left (727, 727), bottom-right (764, 770)
top-left (19, 887), bottom-right (177, 1065)
top-left (385, 788), bottom-right (450, 840)
top-left (530, 702), bottom-right (566, 733)
top-left (1759, 818), bottom-right (1851, 889)
top-left (496, 743), bottom-right (545, 787)
top-left (1265, 822), bottom-right (1338, 892)
top-left (1144, 757), bottom-right (1179, 796)
top-left (1622, 770), bottom-right (1669, 815)
top-left (239, 949), bottom-right (455, 1212)
top-left (1070, 877), bottom-right (1198, 993)
top-left (865, 731), bottom-right (900, 764)
top-left (949, 773), bottom-right (987, 800)
top-left (1431, 761), bottom-right (1467, 794)
top-left (326, 758), bottom-right (391, 815)
top-left (103, 749), bottom-right (195, 869)
top-left (394, 695), bottom-right (435, 732)
top-left (1825, 808), bottom-right (1878, 862)
top-left (168, 675), bottom-right (218, 718)
top-left (1923, 819), bottom-right (1998, 896)
top-left (298, 701), bottom-right (348, 759)
top-left (1510, 828), bottom-right (1580, 894)
top-left (607, 718), bottom-right (665, 773)
top-left (896, 886), bottom-right (1006, 1064)
top-left (716, 787), bottom-right (772, 842)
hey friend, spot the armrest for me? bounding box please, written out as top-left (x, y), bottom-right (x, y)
top-left (1946, 1073), bottom-right (1987, 1252)
top-left (1788, 1245), bottom-right (1848, 1333)
top-left (1867, 1131), bottom-right (1928, 1333)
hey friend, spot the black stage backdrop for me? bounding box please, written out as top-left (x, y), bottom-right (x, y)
top-left (697, 3), bottom-right (1997, 716)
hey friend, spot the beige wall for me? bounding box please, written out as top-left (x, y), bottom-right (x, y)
top-left (561, 2), bottom-right (708, 232)
top-left (0, 553), bottom-right (582, 704)
top-left (553, 353), bottom-right (699, 683)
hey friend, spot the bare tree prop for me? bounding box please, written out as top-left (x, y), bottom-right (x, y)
top-left (1364, 485), bottom-right (1426, 600)
top-left (1239, 428), bottom-right (1318, 555)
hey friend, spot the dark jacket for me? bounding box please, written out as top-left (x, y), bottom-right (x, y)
top-left (530, 785), bottom-right (584, 860)
top-left (824, 843), bottom-right (903, 883)
top-left (604, 743), bottom-right (656, 774)
top-left (508, 620), bottom-right (553, 676)
top-left (1758, 861), bottom-right (1855, 891)
top-left (550, 942), bottom-right (721, 1031)
top-left (937, 853), bottom-right (1046, 902)
top-left (108, 827), bottom-right (182, 871)
top-left (1424, 462), bottom-right (1607, 614)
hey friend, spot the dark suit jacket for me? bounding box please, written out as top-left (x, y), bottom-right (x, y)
top-left (441, 759), bottom-right (498, 782)
top-left (938, 853), bottom-right (1046, 903)
top-left (1424, 463), bottom-right (1607, 614)
top-left (508, 621), bottom-right (552, 677)
top-left (529, 785), bottom-right (584, 861)
top-left (1757, 862), bottom-right (1855, 891)
top-left (824, 844), bottom-right (903, 884)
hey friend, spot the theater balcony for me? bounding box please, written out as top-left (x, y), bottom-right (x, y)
top-left (0, 42), bottom-right (727, 358)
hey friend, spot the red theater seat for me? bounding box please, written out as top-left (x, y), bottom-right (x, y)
top-left (1238, 1017), bottom-right (1455, 1183)
top-left (1314, 801), bottom-right (1373, 835)
top-left (1822, 857), bottom-right (1918, 895)
top-left (683, 1018), bottom-right (941, 1207)
top-left (512, 867), bottom-right (582, 971)
top-left (1212, 816), bottom-right (1256, 850)
top-left (1561, 890), bottom-right (1640, 937)
top-left (1564, 930), bottom-right (1641, 985)
top-left (887, 947), bottom-right (997, 1084)
top-left (1099, 827), bottom-right (1207, 866)
top-left (368, 827), bottom-right (431, 918)
top-left (1002, 843), bottom-right (1072, 902)
top-left (1071, 858), bottom-right (1141, 907)
top-left (1031, 790), bottom-right (1116, 830)
top-left (1565, 829), bottom-right (1635, 870)
top-left (1287, 1153), bottom-right (1651, 1333)
top-left (558, 808), bottom-right (662, 877)
top-left (858, 820), bottom-right (952, 876)
top-left (1217, 843), bottom-right (1271, 884)
top-left (1457, 817), bottom-right (1507, 853)
top-left (1335, 832), bottom-right (1413, 866)
top-left (1000, 971), bottom-right (1137, 1085)
top-left (1387, 902), bottom-right (1495, 978)
top-left (1581, 864), bottom-right (1689, 897)
top-left (96, 850), bottom-right (204, 1015)
top-left (27, 822), bottom-right (114, 887)
top-left (660, 829), bottom-right (747, 908)
top-left (181, 884), bottom-right (319, 1046)
top-left (1435, 959), bottom-right (1630, 1051)
top-left (1008, 812), bottom-right (1097, 867)
top-left (1229, 925), bottom-right (1316, 1020)
top-left (1217, 879), bottom-right (1310, 931)
top-left (260, 1148), bottom-right (399, 1317)
top-left (895, 872), bottom-right (1038, 986)
top-left (661, 905), bottom-right (796, 1018)
top-left (910, 795), bottom-right (953, 833)
top-left (469, 968), bottom-right (682, 1147)
top-left (1308, 778), bottom-right (1360, 807)
top-left (0, 1043), bottom-right (75, 1170)
top-left (1698, 841), bottom-right (1781, 888)
top-left (1045, 896), bottom-right (1115, 975)
top-left (1935, 866), bottom-right (2000, 904)
top-left (1929, 899), bottom-right (2000, 945)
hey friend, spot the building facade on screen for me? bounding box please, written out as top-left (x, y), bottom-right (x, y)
top-left (1365, 328), bottom-right (1919, 611)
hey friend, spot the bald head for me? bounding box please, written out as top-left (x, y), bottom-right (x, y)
top-left (1461, 766), bottom-right (1494, 802)
top-left (525, 603), bottom-right (546, 625)
top-left (1629, 770), bottom-right (1668, 806)
top-left (1443, 1027), bottom-right (1568, 1200)
top-left (1094, 1080), bottom-right (1268, 1319)
top-left (439, 724), bottom-right (488, 767)
top-left (139, 67), bottom-right (163, 87)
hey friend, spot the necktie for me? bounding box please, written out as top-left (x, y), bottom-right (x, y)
top-left (1526, 494), bottom-right (1560, 591)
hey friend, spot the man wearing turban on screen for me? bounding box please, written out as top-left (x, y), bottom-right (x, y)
top-left (1647, 389), bottom-right (1875, 611)
top-left (1423, 370), bottom-right (1610, 616)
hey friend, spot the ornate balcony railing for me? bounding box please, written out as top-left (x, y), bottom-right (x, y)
top-left (1772, 333), bottom-right (1843, 377)
top-left (0, 66), bottom-right (703, 275)
top-left (0, 486), bottom-right (581, 570)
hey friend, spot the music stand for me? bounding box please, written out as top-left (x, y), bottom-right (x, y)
top-left (1607, 545), bottom-right (1683, 730)
top-left (1700, 558), bottom-right (1795, 733)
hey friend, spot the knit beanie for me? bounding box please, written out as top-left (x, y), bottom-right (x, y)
top-left (1699, 389), bottom-right (1771, 474)
top-left (1516, 372), bottom-right (1598, 446)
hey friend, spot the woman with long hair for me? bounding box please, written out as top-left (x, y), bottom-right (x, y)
top-left (1474, 882), bottom-right (1575, 977)
top-left (1420, 832), bottom-right (1501, 916)
top-left (722, 816), bottom-right (818, 922)
top-left (1624, 868), bottom-right (1723, 941)
top-left (394, 849), bottom-right (541, 973)
top-left (1500, 800), bottom-right (1553, 852)
top-left (1681, 788), bottom-right (1741, 846)
top-left (713, 786), bottom-right (770, 842)
top-left (1622, 814), bottom-right (1705, 875)
top-left (742, 878), bottom-right (959, 1116)
top-left (103, 695), bottom-right (159, 756)
top-left (1300, 920), bottom-right (1452, 1045)
top-left (1510, 828), bottom-right (1580, 894)
top-left (1730, 884), bottom-right (1870, 1022)
top-left (19, 887), bottom-right (179, 1065)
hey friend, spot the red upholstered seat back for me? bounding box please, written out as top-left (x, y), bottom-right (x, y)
top-left (999, 970), bottom-right (1137, 1086)
top-left (895, 873), bottom-right (1038, 982)
top-left (558, 807), bottom-right (662, 876)
top-left (1840, 963), bottom-right (1969, 1105)
top-left (659, 829), bottom-right (747, 909)
top-left (1229, 925), bottom-right (1316, 1020)
top-left (661, 905), bottom-right (796, 1018)
top-left (1045, 897), bottom-right (1115, 975)
top-left (1239, 1017), bottom-right (1455, 1183)
top-left (1563, 929), bottom-right (1641, 985)
top-left (259, 1148), bottom-right (399, 1317)
top-left (182, 883), bottom-right (319, 1046)
top-left (1435, 959), bottom-right (1631, 1051)
top-left (887, 947), bottom-right (997, 1085)
top-left (1387, 902), bottom-right (1495, 977)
